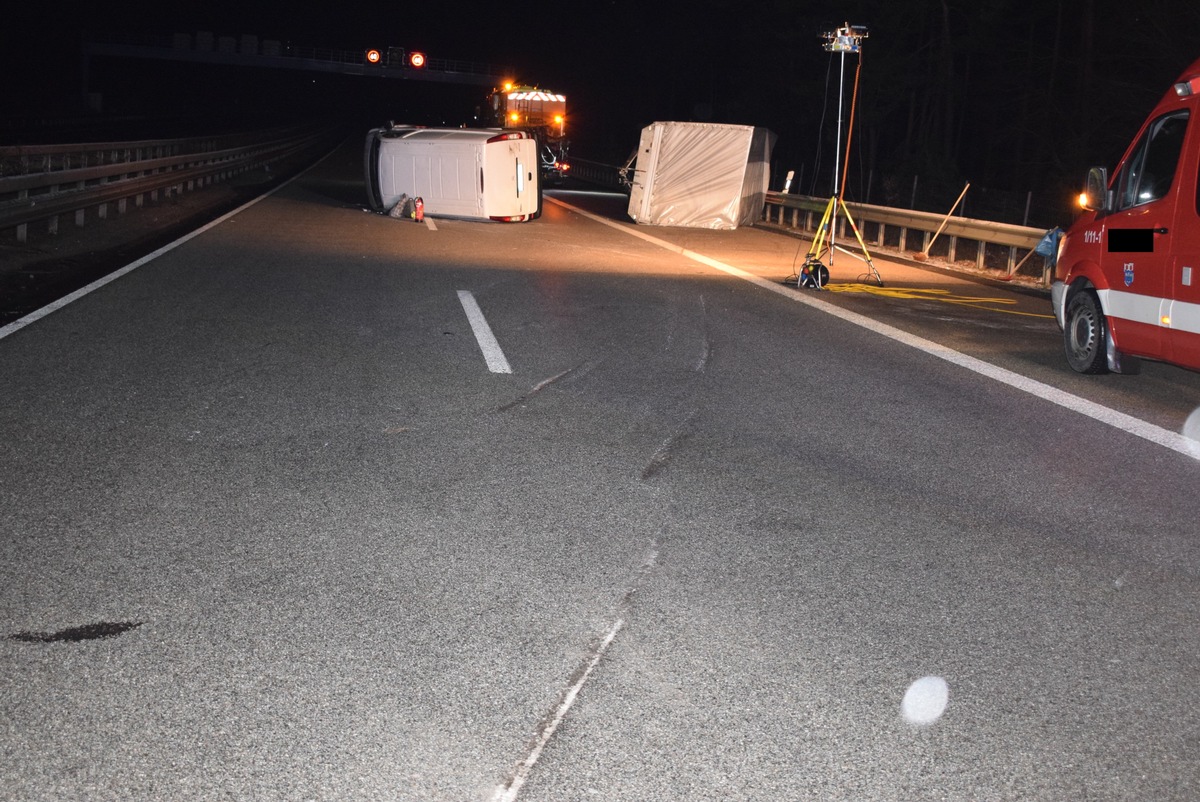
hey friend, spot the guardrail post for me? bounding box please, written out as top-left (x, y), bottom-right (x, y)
top-left (16, 189), bottom-right (29, 243)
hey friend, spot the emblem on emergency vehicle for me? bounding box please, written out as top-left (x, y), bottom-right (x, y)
top-left (1124, 263), bottom-right (1135, 287)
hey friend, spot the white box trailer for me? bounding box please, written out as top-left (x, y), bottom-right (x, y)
top-left (626, 121), bottom-right (776, 229)
top-left (365, 126), bottom-right (542, 222)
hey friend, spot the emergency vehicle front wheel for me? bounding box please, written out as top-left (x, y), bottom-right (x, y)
top-left (1064, 289), bottom-right (1108, 374)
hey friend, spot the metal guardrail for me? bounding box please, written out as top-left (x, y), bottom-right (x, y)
top-left (560, 161), bottom-right (1051, 284)
top-left (0, 125), bottom-right (338, 243)
top-left (564, 157), bottom-right (628, 191)
top-left (763, 192), bottom-right (1052, 285)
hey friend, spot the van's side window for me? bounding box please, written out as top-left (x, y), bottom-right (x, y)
top-left (1114, 111), bottom-right (1189, 210)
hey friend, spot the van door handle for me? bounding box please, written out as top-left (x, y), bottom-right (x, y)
top-left (1154, 227), bottom-right (1169, 234)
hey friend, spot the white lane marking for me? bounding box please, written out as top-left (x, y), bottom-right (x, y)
top-left (547, 197), bottom-right (1198, 458)
top-left (457, 290), bottom-right (513, 374)
top-left (424, 216), bottom-right (438, 231)
top-left (490, 618), bottom-right (624, 802)
top-left (0, 147), bottom-right (341, 342)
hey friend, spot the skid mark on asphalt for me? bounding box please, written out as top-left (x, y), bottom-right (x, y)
top-left (693, 294), bottom-right (711, 372)
top-left (490, 539), bottom-right (662, 802)
top-left (9, 621), bottom-right (143, 643)
top-left (490, 619), bottom-right (624, 802)
top-left (496, 361), bottom-right (598, 412)
top-left (641, 409), bottom-right (698, 480)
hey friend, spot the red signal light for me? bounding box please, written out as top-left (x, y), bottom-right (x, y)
top-left (408, 51), bottom-right (426, 68)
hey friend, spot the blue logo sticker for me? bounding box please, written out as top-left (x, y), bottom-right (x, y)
top-left (1124, 264), bottom-right (1135, 287)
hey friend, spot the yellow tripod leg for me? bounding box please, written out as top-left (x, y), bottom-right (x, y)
top-left (838, 198), bottom-right (884, 286)
top-left (807, 196), bottom-right (837, 261)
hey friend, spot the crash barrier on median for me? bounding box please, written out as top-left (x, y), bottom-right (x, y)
top-left (0, 124), bottom-right (340, 243)
top-left (562, 157), bottom-right (628, 191)
top-left (762, 192), bottom-right (1051, 285)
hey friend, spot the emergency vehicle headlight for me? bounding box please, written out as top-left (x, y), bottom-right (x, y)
top-left (1175, 77), bottom-right (1200, 96)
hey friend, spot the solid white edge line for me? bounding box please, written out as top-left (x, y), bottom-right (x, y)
top-left (490, 618), bottom-right (625, 802)
top-left (546, 196), bottom-right (1198, 459)
top-left (0, 142), bottom-right (343, 342)
top-left (457, 289), bottom-right (513, 374)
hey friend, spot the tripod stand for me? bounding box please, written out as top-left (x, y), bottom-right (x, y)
top-left (801, 194), bottom-right (882, 287)
top-left (798, 23), bottom-right (883, 289)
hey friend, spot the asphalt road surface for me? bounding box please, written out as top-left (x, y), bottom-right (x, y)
top-left (3, 139), bottom-right (1199, 801)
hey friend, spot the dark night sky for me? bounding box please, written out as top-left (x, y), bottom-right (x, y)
top-left (4, 0), bottom-right (1200, 222)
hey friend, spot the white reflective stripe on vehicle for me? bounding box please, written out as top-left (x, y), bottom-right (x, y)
top-left (1165, 297), bottom-right (1200, 334)
top-left (1098, 288), bottom-right (1200, 334)
top-left (1099, 286), bottom-right (1200, 333)
top-left (1097, 288), bottom-right (1165, 326)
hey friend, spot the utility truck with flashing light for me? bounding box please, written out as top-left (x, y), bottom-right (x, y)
top-left (486, 84), bottom-right (570, 183)
top-left (1052, 57), bottom-right (1200, 374)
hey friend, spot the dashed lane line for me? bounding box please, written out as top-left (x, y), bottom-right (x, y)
top-left (458, 289), bottom-right (513, 374)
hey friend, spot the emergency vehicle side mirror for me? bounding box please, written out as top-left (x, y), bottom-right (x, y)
top-left (1080, 166), bottom-right (1111, 213)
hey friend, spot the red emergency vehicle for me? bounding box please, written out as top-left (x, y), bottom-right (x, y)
top-left (1052, 56), bottom-right (1200, 373)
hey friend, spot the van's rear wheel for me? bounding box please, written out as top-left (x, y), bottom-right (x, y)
top-left (1064, 289), bottom-right (1109, 374)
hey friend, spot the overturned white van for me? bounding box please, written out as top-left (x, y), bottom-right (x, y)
top-left (364, 126), bottom-right (542, 222)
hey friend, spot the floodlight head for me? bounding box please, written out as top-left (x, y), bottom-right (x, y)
top-left (822, 22), bottom-right (868, 53)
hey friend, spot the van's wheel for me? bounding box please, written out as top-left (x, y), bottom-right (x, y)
top-left (1064, 289), bottom-right (1109, 374)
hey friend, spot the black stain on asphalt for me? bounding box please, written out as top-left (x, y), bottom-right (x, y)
top-left (8, 621), bottom-right (143, 643)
